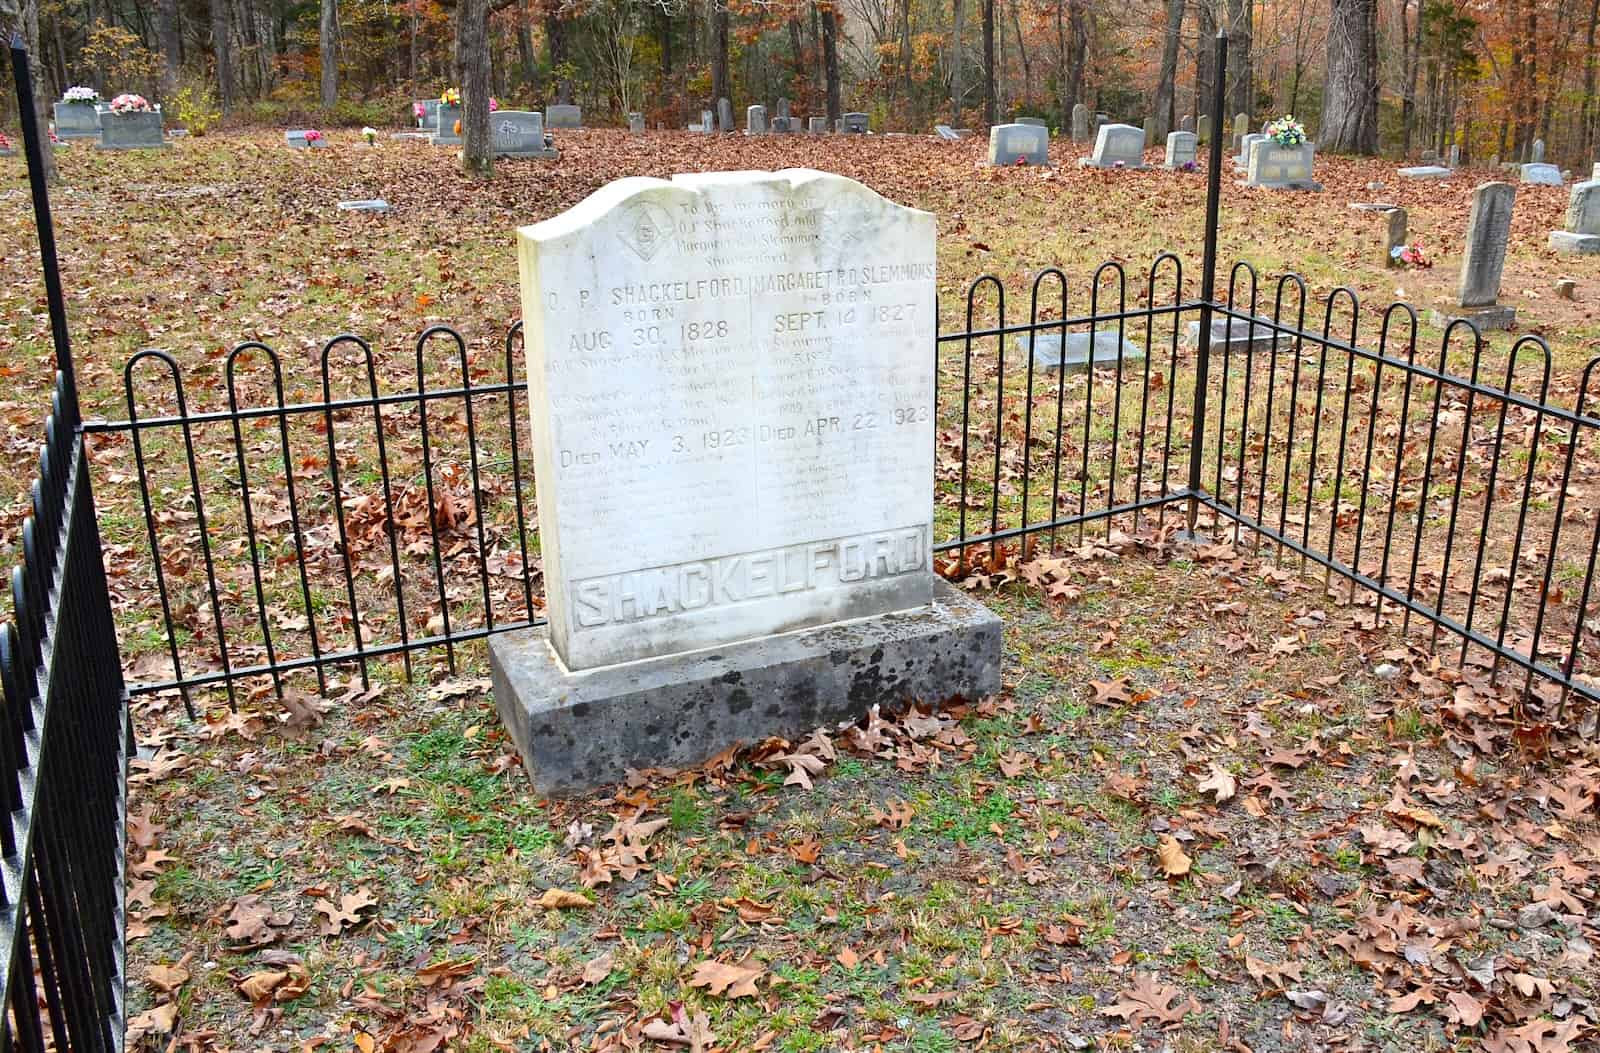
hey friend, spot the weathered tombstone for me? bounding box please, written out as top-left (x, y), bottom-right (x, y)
top-left (1179, 114), bottom-right (1194, 133)
top-left (1593, 162), bottom-right (1600, 181)
top-left (1521, 162), bottom-right (1563, 186)
top-left (987, 123), bottom-right (1050, 165)
top-left (1196, 113), bottom-right (1210, 144)
top-left (1071, 103), bottom-right (1089, 143)
top-left (432, 105), bottom-right (462, 145)
top-left (628, 112), bottom-right (645, 134)
top-left (718, 98), bottom-right (733, 132)
top-left (1092, 112), bottom-right (1107, 138)
top-left (1236, 132), bottom-right (1267, 168)
top-left (1080, 122), bottom-right (1146, 168)
top-left (1431, 181), bottom-right (1516, 330)
top-left (934, 124), bottom-right (961, 140)
top-left (776, 97), bottom-right (791, 123)
top-left (493, 111), bottom-right (559, 158)
top-left (337, 199), bottom-right (390, 212)
top-left (1141, 117), bottom-right (1155, 146)
top-left (1233, 112), bottom-right (1249, 150)
top-left (699, 109), bottom-right (715, 134)
top-left (746, 105), bottom-right (767, 134)
top-left (1549, 180), bottom-right (1600, 254)
top-left (546, 104), bottom-right (581, 128)
top-left (842, 112), bottom-right (870, 133)
top-left (1184, 314), bottom-right (1285, 356)
top-left (494, 169), bottom-right (1000, 793)
top-left (809, 116), bottom-right (829, 133)
top-left (1246, 140), bottom-right (1321, 190)
top-left (1016, 330), bottom-right (1144, 373)
top-left (53, 101), bottom-right (104, 139)
top-left (1448, 144), bottom-right (1460, 167)
top-left (1163, 130), bottom-right (1197, 169)
top-left (1532, 138), bottom-right (1546, 163)
top-left (98, 110), bottom-right (167, 150)
top-left (1382, 207), bottom-right (1408, 267)
top-left (1420, 148), bottom-right (1438, 163)
top-left (1398, 164), bottom-right (1451, 180)
top-left (1016, 116), bottom-right (1047, 129)
top-left (285, 129), bottom-right (328, 149)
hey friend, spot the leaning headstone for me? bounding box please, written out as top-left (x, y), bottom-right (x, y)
top-left (1521, 162), bottom-right (1562, 186)
top-left (1080, 122), bottom-right (1146, 168)
top-left (1531, 138), bottom-right (1545, 163)
top-left (1549, 180), bottom-right (1600, 254)
top-left (285, 129), bottom-right (328, 149)
top-left (628, 112), bottom-right (645, 134)
top-left (1381, 207), bottom-right (1408, 267)
top-left (1196, 113), bottom-right (1210, 144)
top-left (98, 110), bottom-right (168, 150)
top-left (1431, 181), bottom-right (1517, 330)
top-left (1398, 164), bottom-right (1452, 180)
top-left (1448, 144), bottom-right (1460, 168)
top-left (809, 116), bottom-right (829, 133)
top-left (1071, 103), bottom-right (1089, 143)
top-left (494, 168), bottom-right (1000, 793)
top-left (53, 101), bottom-right (104, 139)
top-left (987, 123), bottom-right (1050, 165)
top-left (1016, 330), bottom-right (1144, 373)
top-left (1016, 116), bottom-right (1047, 129)
top-left (1179, 114), bottom-right (1194, 133)
top-left (432, 105), bottom-right (462, 145)
top-left (841, 112), bottom-right (870, 133)
top-left (545, 104), bottom-right (581, 128)
top-left (1163, 130), bottom-right (1197, 169)
top-left (1247, 140), bottom-right (1321, 189)
top-left (493, 111), bottom-right (559, 158)
top-left (746, 104), bottom-right (767, 134)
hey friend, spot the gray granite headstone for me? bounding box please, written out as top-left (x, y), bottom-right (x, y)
top-left (1164, 130), bottom-right (1197, 168)
top-left (842, 112), bottom-right (869, 133)
top-left (987, 123), bottom-right (1049, 165)
top-left (1420, 148), bottom-right (1438, 163)
top-left (416, 99), bottom-right (441, 130)
top-left (776, 97), bottom-right (790, 122)
top-left (1521, 162), bottom-right (1562, 186)
top-left (809, 116), bottom-right (829, 133)
top-left (431, 105), bottom-right (461, 145)
top-left (1016, 331), bottom-right (1144, 373)
top-left (1080, 122), bottom-right (1145, 168)
top-left (628, 112), bottom-right (644, 134)
top-left (493, 110), bottom-right (558, 157)
top-left (1382, 207), bottom-right (1408, 267)
top-left (1442, 181), bottom-right (1516, 327)
top-left (1184, 314), bottom-right (1286, 356)
top-left (1531, 138), bottom-right (1545, 163)
top-left (700, 109), bottom-right (714, 133)
top-left (1550, 179), bottom-right (1600, 253)
top-left (1196, 114), bottom-right (1210, 144)
top-left (1071, 103), bottom-right (1088, 143)
top-left (98, 110), bottom-right (168, 150)
top-left (746, 104), bottom-right (767, 134)
top-left (545, 104), bottom-right (581, 128)
top-left (1448, 144), bottom-right (1460, 167)
top-left (1246, 142), bottom-right (1321, 190)
top-left (718, 97), bottom-right (733, 132)
top-left (53, 101), bottom-right (104, 139)
top-left (1236, 132), bottom-right (1267, 168)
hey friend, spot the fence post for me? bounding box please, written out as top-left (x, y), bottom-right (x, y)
top-left (1185, 28), bottom-right (1228, 538)
top-left (8, 35), bottom-right (76, 399)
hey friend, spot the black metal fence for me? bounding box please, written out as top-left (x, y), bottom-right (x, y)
top-left (2, 37), bottom-right (131, 1052)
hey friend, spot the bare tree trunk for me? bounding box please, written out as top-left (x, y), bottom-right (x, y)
top-left (1152, 0), bottom-right (1183, 139)
top-left (711, 0), bottom-right (729, 111)
top-left (900, 0), bottom-right (913, 111)
top-left (1319, 0), bottom-right (1377, 153)
top-left (1194, 0), bottom-right (1214, 122)
top-left (156, 0), bottom-right (181, 95)
top-left (409, 0), bottom-right (419, 89)
top-left (952, 0), bottom-right (963, 121)
top-left (1225, 0), bottom-right (1251, 118)
top-left (1010, 0), bottom-right (1029, 107)
top-left (546, 10), bottom-right (572, 103)
top-left (1400, 0), bottom-right (1419, 152)
top-left (821, 0), bottom-right (840, 122)
top-left (209, 0), bottom-right (233, 113)
top-left (3, 0), bottom-right (57, 181)
top-left (1583, 0), bottom-right (1600, 157)
top-left (319, 0), bottom-right (337, 109)
top-left (459, 0), bottom-right (491, 176)
top-left (981, 0), bottom-right (996, 123)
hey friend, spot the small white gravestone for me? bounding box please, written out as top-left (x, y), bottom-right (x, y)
top-left (1550, 180), bottom-right (1600, 254)
top-left (746, 104), bottom-right (767, 134)
top-left (1163, 130), bottom-right (1197, 169)
top-left (492, 169), bottom-right (1000, 793)
top-left (1521, 162), bottom-right (1562, 186)
top-left (988, 123), bottom-right (1049, 165)
top-left (1080, 123), bottom-right (1145, 169)
top-left (1235, 132), bottom-right (1268, 169)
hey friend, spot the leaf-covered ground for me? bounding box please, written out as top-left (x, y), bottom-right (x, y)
top-left (0, 130), bottom-right (1596, 1051)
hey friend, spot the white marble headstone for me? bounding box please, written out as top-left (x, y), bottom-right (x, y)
top-left (517, 169), bottom-right (938, 670)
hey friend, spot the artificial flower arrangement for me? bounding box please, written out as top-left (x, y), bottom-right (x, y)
top-left (439, 87), bottom-right (462, 107)
top-left (0, 131), bottom-right (11, 150)
top-left (362, 126), bottom-right (378, 144)
top-left (109, 93), bottom-right (153, 115)
top-left (1265, 114), bottom-right (1307, 147)
top-left (62, 85), bottom-right (99, 105)
top-left (303, 129), bottom-right (323, 143)
top-left (489, 97), bottom-right (499, 112)
top-left (1180, 159), bottom-right (1199, 172)
top-left (413, 101), bottom-right (426, 120)
top-left (1390, 241), bottom-right (1432, 269)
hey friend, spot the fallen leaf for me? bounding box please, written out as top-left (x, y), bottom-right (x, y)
top-left (1156, 835), bottom-right (1192, 878)
top-left (688, 959), bottom-right (764, 999)
top-left (535, 888), bottom-right (593, 910)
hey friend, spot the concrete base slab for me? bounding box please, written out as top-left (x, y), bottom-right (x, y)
top-left (1015, 331), bottom-right (1146, 373)
top-left (1549, 231), bottom-right (1600, 254)
top-left (1184, 316), bottom-right (1289, 356)
top-left (490, 578), bottom-right (1003, 796)
top-left (1398, 165), bottom-right (1452, 180)
top-left (1429, 305), bottom-right (1517, 330)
